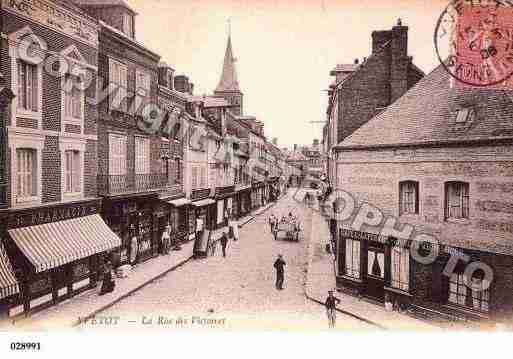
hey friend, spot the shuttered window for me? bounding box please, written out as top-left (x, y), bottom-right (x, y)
top-left (135, 137), bottom-right (150, 174)
top-left (109, 134), bottom-right (127, 175)
top-left (64, 150), bottom-right (81, 194)
top-left (16, 149), bottom-right (37, 199)
top-left (17, 61), bottom-right (38, 112)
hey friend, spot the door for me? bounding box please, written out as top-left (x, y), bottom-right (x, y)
top-left (366, 248), bottom-right (385, 302)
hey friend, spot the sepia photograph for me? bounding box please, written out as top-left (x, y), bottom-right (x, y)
top-left (0, 0), bottom-right (513, 356)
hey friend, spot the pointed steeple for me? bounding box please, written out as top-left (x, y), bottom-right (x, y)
top-left (216, 35), bottom-right (240, 92)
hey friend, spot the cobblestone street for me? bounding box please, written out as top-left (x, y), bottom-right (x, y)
top-left (81, 191), bottom-right (375, 331)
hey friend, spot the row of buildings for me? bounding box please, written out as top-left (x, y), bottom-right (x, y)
top-left (283, 140), bottom-right (327, 185)
top-left (323, 19), bottom-right (513, 323)
top-left (0, 0), bottom-right (300, 318)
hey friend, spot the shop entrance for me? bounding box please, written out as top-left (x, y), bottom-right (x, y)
top-left (365, 248), bottom-right (385, 302)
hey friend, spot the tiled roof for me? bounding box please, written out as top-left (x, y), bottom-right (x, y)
top-left (337, 64), bottom-right (513, 149)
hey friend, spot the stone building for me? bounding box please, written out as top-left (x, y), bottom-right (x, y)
top-left (332, 64), bottom-right (513, 322)
top-left (324, 19), bottom-right (424, 189)
top-left (0, 0), bottom-right (122, 317)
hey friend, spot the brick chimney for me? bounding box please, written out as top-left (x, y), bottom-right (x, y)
top-left (390, 18), bottom-right (409, 103)
top-left (272, 138), bottom-right (278, 146)
top-left (371, 30), bottom-right (392, 54)
top-left (189, 82), bottom-right (194, 95)
top-left (174, 75), bottom-right (189, 93)
top-left (293, 144), bottom-right (298, 151)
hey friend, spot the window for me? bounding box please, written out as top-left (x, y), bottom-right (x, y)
top-left (175, 159), bottom-right (182, 184)
top-left (122, 12), bottom-right (133, 38)
top-left (109, 59), bottom-right (128, 112)
top-left (64, 150), bottom-right (81, 194)
top-left (63, 74), bottom-right (84, 121)
top-left (455, 108), bottom-right (475, 124)
top-left (109, 134), bottom-right (127, 175)
top-left (136, 70), bottom-right (151, 98)
top-left (200, 167), bottom-right (206, 188)
top-left (17, 61), bottom-right (38, 112)
top-left (399, 181), bottom-right (419, 215)
top-left (391, 246), bottom-right (410, 291)
top-left (191, 167), bottom-right (198, 188)
top-left (135, 137), bottom-right (150, 174)
top-left (16, 148), bottom-right (37, 200)
top-left (448, 272), bottom-right (489, 312)
top-left (445, 182), bottom-right (469, 220)
top-left (344, 238), bottom-right (360, 279)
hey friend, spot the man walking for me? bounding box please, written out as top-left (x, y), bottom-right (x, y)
top-left (220, 232), bottom-right (228, 258)
top-left (268, 214), bottom-right (277, 234)
top-left (273, 254), bottom-right (286, 290)
top-left (325, 290), bottom-right (341, 328)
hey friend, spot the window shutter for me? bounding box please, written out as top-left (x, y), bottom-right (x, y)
top-left (18, 62), bottom-right (25, 109)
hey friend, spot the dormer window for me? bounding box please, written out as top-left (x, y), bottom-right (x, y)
top-left (122, 12), bottom-right (133, 38)
top-left (455, 107), bottom-right (475, 124)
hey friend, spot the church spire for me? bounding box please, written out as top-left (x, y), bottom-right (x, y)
top-left (215, 34), bottom-right (240, 92)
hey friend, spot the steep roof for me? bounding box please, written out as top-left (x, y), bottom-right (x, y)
top-left (215, 36), bottom-right (240, 93)
top-left (336, 64), bottom-right (513, 149)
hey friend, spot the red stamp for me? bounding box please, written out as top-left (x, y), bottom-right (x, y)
top-left (435, 0), bottom-right (513, 89)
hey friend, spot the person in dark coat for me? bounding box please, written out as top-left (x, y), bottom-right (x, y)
top-left (220, 232), bottom-right (228, 258)
top-left (325, 290), bottom-right (341, 328)
top-left (99, 260), bottom-right (115, 296)
top-left (273, 254), bottom-right (286, 290)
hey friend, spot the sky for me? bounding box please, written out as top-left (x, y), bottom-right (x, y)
top-left (129, 0), bottom-right (448, 148)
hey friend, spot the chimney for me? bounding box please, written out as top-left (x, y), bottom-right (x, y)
top-left (174, 75), bottom-right (189, 93)
top-left (391, 18), bottom-right (409, 103)
top-left (189, 82), bottom-right (194, 95)
top-left (158, 61), bottom-right (174, 89)
top-left (354, 59), bottom-right (359, 64)
top-left (371, 30), bottom-right (392, 54)
top-left (272, 138), bottom-right (278, 146)
top-left (313, 139), bottom-right (319, 147)
top-left (294, 144), bottom-right (298, 151)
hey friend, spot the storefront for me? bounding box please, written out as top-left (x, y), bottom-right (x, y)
top-left (102, 194), bottom-right (159, 266)
top-left (251, 182), bottom-right (265, 209)
top-left (166, 197), bottom-right (191, 244)
top-left (236, 188), bottom-right (251, 219)
top-left (0, 239), bottom-right (20, 318)
top-left (4, 200), bottom-right (120, 317)
top-left (214, 186), bottom-right (235, 228)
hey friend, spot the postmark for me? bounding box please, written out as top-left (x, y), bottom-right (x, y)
top-left (434, 0), bottom-right (513, 88)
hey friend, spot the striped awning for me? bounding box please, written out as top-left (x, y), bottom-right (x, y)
top-left (168, 198), bottom-right (191, 207)
top-left (0, 241), bottom-right (19, 300)
top-left (8, 214), bottom-right (121, 273)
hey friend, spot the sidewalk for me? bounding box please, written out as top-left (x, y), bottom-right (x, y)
top-left (1, 198), bottom-right (280, 331)
top-left (304, 203), bottom-right (439, 331)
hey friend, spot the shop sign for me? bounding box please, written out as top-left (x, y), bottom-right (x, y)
top-left (10, 202), bottom-right (99, 228)
top-left (340, 228), bottom-right (388, 244)
top-left (3, 0), bottom-right (98, 47)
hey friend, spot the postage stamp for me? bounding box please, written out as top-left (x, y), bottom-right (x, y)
top-left (435, 0), bottom-right (513, 88)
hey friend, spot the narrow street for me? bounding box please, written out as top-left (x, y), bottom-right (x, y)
top-left (80, 191), bottom-right (375, 331)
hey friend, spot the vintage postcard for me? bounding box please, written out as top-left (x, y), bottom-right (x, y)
top-left (1, 0), bottom-right (513, 356)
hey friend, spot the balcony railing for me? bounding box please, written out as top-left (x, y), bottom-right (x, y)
top-left (98, 173), bottom-right (170, 196)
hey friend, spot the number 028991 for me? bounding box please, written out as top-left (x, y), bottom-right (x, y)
top-left (10, 342), bottom-right (41, 351)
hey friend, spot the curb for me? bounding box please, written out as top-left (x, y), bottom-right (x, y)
top-left (303, 207), bottom-right (387, 330)
top-left (72, 198), bottom-right (283, 327)
top-left (72, 255), bottom-right (193, 327)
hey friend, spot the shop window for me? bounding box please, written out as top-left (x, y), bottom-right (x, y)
top-left (445, 182), bottom-right (469, 220)
top-left (448, 272), bottom-right (489, 312)
top-left (344, 238), bottom-right (360, 279)
top-left (16, 148), bottom-right (37, 201)
top-left (399, 181), bottom-right (419, 215)
top-left (391, 246), bottom-right (410, 291)
top-left (64, 150), bottom-right (81, 194)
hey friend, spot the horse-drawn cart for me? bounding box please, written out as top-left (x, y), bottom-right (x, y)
top-left (273, 220), bottom-right (301, 241)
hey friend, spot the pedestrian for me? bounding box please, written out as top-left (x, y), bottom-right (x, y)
top-left (273, 254), bottom-right (286, 290)
top-left (229, 217), bottom-right (239, 241)
top-left (99, 260), bottom-right (115, 296)
top-left (268, 213), bottom-right (277, 233)
top-left (196, 215), bottom-right (204, 242)
top-left (161, 222), bottom-right (171, 255)
top-left (325, 290), bottom-right (341, 328)
top-left (220, 232), bottom-right (228, 258)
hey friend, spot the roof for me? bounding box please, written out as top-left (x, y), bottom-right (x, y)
top-left (286, 151), bottom-right (308, 162)
top-left (330, 63), bottom-right (359, 75)
top-left (215, 36), bottom-right (240, 93)
top-left (99, 21), bottom-right (159, 60)
top-left (337, 64), bottom-right (513, 149)
top-left (73, 0), bottom-right (136, 13)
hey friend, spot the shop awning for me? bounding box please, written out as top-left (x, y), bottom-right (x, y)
top-left (0, 241), bottom-right (19, 300)
top-left (8, 214), bottom-right (121, 273)
top-left (192, 199), bottom-right (216, 207)
top-left (168, 198), bottom-right (191, 207)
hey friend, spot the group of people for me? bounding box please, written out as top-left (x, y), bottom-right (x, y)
top-left (161, 222), bottom-right (181, 255)
top-left (268, 212), bottom-right (299, 234)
